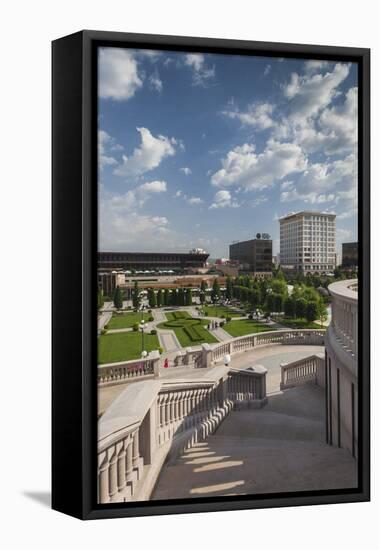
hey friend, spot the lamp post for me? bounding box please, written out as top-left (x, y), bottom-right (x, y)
top-left (139, 305), bottom-right (148, 356)
top-left (223, 354), bottom-right (231, 367)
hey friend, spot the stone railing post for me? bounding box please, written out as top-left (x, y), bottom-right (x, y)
top-left (201, 343), bottom-right (212, 368)
top-left (148, 350), bottom-right (160, 378)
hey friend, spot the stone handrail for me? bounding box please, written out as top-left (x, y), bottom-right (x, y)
top-left (98, 365), bottom-right (267, 503)
top-left (98, 350), bottom-right (160, 387)
top-left (210, 329), bottom-right (325, 363)
top-left (280, 353), bottom-right (325, 390)
top-left (328, 279), bottom-right (358, 359)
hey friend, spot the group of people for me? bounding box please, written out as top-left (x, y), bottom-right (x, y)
top-left (208, 321), bottom-right (221, 331)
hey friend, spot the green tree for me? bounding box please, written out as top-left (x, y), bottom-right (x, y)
top-left (295, 298), bottom-right (307, 319)
top-left (164, 288), bottom-right (170, 306)
top-left (273, 293), bottom-right (284, 313)
top-left (248, 288), bottom-right (261, 309)
top-left (185, 288), bottom-right (193, 306)
top-left (148, 288), bottom-right (157, 308)
top-left (178, 288), bottom-right (185, 306)
top-left (211, 278), bottom-right (220, 303)
top-left (97, 288), bottom-right (104, 310)
top-left (284, 297), bottom-right (295, 318)
top-left (305, 301), bottom-right (319, 322)
top-left (265, 293), bottom-right (276, 315)
top-left (132, 281), bottom-right (140, 310)
top-left (225, 276), bottom-right (233, 300)
top-left (157, 289), bottom-right (163, 307)
top-left (200, 280), bottom-right (207, 304)
top-left (113, 285), bottom-right (123, 310)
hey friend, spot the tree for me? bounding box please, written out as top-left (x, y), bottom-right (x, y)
top-left (113, 285), bottom-right (123, 310)
top-left (200, 280), bottom-right (207, 304)
top-left (265, 293), bottom-right (276, 316)
top-left (305, 301), bottom-right (319, 322)
top-left (148, 288), bottom-right (157, 308)
top-left (164, 288), bottom-right (170, 306)
top-left (295, 298), bottom-right (307, 319)
top-left (132, 281), bottom-right (140, 310)
top-left (284, 297), bottom-right (295, 318)
top-left (185, 288), bottom-right (193, 306)
top-left (211, 278), bottom-right (220, 303)
top-left (157, 289), bottom-right (163, 308)
top-left (273, 293), bottom-right (284, 313)
top-left (248, 288), bottom-right (261, 309)
top-left (225, 276), bottom-right (233, 300)
top-left (97, 288), bottom-right (104, 310)
top-left (178, 288), bottom-right (185, 306)
top-left (170, 288), bottom-right (178, 306)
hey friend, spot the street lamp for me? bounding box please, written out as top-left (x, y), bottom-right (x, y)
top-left (141, 350), bottom-right (148, 359)
top-left (223, 354), bottom-right (231, 367)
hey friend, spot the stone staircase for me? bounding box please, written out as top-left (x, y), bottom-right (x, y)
top-left (152, 385), bottom-right (358, 500)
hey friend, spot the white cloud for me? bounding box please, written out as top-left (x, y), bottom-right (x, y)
top-left (283, 63), bottom-right (350, 124)
top-left (263, 64), bottom-right (271, 76)
top-left (251, 196), bottom-right (268, 208)
top-left (99, 187), bottom-right (170, 249)
top-left (279, 153), bottom-right (357, 207)
top-left (99, 48), bottom-right (143, 101)
top-left (148, 70), bottom-right (163, 92)
top-left (211, 140), bottom-right (307, 191)
top-left (114, 127), bottom-right (177, 178)
top-left (186, 196), bottom-right (203, 205)
top-left (223, 102), bottom-right (275, 130)
top-left (185, 54), bottom-right (215, 87)
top-left (98, 130), bottom-right (118, 170)
top-left (209, 190), bottom-right (239, 209)
top-left (174, 190), bottom-right (182, 198)
top-left (304, 60), bottom-right (331, 74)
top-left (137, 180), bottom-right (167, 195)
top-left (180, 166), bottom-right (192, 176)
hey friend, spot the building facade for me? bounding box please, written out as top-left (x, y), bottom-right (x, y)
top-left (279, 211), bottom-right (336, 273)
top-left (229, 238), bottom-right (273, 272)
top-left (325, 279), bottom-right (358, 458)
top-left (342, 242), bottom-right (358, 268)
top-left (98, 249), bottom-right (209, 272)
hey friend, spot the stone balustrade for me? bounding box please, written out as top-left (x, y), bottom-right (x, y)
top-left (209, 329), bottom-right (325, 365)
top-left (98, 365), bottom-right (267, 503)
top-left (280, 353), bottom-right (325, 390)
top-left (98, 350), bottom-right (160, 387)
top-left (328, 279), bottom-right (358, 360)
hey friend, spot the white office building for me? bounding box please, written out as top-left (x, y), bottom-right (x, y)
top-left (279, 211), bottom-right (336, 273)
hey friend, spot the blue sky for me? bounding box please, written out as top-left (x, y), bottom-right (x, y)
top-left (98, 48), bottom-right (358, 257)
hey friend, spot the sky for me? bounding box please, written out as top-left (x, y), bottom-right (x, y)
top-left (98, 47), bottom-right (358, 258)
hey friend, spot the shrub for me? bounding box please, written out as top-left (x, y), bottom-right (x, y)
top-left (220, 321), bottom-right (225, 327)
top-left (221, 314), bottom-right (225, 318)
top-left (148, 315), bottom-right (154, 322)
top-left (104, 324), bottom-right (109, 329)
top-left (158, 347), bottom-right (163, 354)
top-left (148, 309), bottom-right (152, 313)
top-left (226, 316), bottom-right (232, 323)
top-left (248, 314), bottom-right (253, 320)
top-left (150, 329), bottom-right (157, 335)
top-left (133, 323), bottom-right (139, 332)
top-left (101, 328), bottom-right (107, 335)
top-left (204, 311), bottom-right (209, 316)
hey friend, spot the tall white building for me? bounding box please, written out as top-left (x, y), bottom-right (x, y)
top-left (279, 211), bottom-right (336, 273)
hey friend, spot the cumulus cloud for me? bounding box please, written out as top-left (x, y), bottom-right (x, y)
top-left (99, 187), bottom-right (170, 249)
top-left (223, 102), bottom-right (275, 130)
top-left (99, 48), bottom-right (143, 101)
top-left (98, 130), bottom-right (119, 170)
top-left (186, 196), bottom-right (203, 205)
top-left (263, 64), bottom-right (271, 76)
top-left (283, 63), bottom-right (350, 124)
top-left (211, 140), bottom-right (307, 191)
top-left (185, 54), bottom-right (215, 87)
top-left (180, 166), bottom-right (192, 176)
top-left (209, 190), bottom-right (239, 209)
top-left (148, 69), bottom-right (163, 92)
top-left (279, 153), bottom-right (357, 207)
top-left (114, 127), bottom-right (177, 178)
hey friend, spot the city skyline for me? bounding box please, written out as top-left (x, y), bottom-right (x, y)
top-left (98, 48), bottom-right (358, 257)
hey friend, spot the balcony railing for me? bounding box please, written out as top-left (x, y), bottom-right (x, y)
top-left (98, 365), bottom-right (267, 503)
top-left (280, 353), bottom-right (325, 390)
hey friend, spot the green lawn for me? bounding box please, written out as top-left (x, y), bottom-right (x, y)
top-left (98, 332), bottom-right (159, 364)
top-left (275, 317), bottom-right (324, 329)
top-left (224, 319), bottom-right (274, 338)
top-left (107, 311), bottom-right (146, 330)
top-left (157, 311), bottom-right (218, 347)
top-left (200, 305), bottom-right (243, 318)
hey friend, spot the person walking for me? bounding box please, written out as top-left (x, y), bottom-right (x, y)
top-left (163, 358), bottom-right (169, 369)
